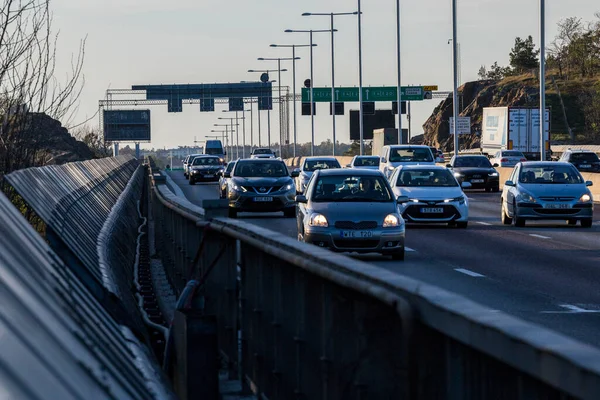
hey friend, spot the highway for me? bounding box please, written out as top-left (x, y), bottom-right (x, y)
top-left (166, 170), bottom-right (600, 348)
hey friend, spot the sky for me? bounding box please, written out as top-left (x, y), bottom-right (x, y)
top-left (52, 0), bottom-right (600, 150)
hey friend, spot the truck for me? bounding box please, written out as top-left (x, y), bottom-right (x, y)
top-left (204, 140), bottom-right (226, 164)
top-left (480, 107), bottom-right (550, 160)
top-left (370, 128), bottom-right (408, 156)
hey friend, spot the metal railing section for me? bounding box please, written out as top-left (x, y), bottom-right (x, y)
top-left (149, 160), bottom-right (600, 400)
top-left (0, 188), bottom-right (174, 399)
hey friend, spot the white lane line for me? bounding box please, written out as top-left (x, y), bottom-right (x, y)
top-left (405, 247), bottom-right (416, 252)
top-left (541, 304), bottom-right (600, 314)
top-left (476, 221), bottom-right (492, 226)
top-left (454, 268), bottom-right (485, 278)
top-left (529, 234), bottom-right (551, 239)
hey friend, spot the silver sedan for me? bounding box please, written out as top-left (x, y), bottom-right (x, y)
top-left (501, 162), bottom-right (594, 227)
top-left (296, 169), bottom-right (407, 260)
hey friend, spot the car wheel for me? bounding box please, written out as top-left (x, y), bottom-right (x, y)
top-left (581, 219), bottom-right (593, 228)
top-left (501, 201), bottom-right (513, 225)
top-left (567, 219), bottom-right (577, 226)
top-left (513, 202), bottom-right (525, 227)
top-left (228, 208), bottom-right (237, 218)
top-left (283, 207), bottom-right (296, 218)
top-left (391, 248), bottom-right (405, 261)
top-left (456, 221), bottom-right (468, 229)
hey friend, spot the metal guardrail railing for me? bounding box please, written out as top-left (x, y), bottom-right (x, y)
top-left (148, 158), bottom-right (600, 400)
top-left (0, 185), bottom-right (174, 399)
top-left (5, 155), bottom-right (148, 335)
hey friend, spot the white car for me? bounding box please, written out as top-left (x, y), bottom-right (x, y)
top-left (379, 145), bottom-right (436, 179)
top-left (389, 165), bottom-right (471, 228)
top-left (346, 155), bottom-right (380, 170)
top-left (250, 148), bottom-right (276, 159)
top-left (295, 156), bottom-right (341, 193)
top-left (490, 150), bottom-right (527, 168)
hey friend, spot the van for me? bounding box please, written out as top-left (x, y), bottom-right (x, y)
top-left (379, 145), bottom-right (435, 178)
top-left (205, 140), bottom-right (226, 163)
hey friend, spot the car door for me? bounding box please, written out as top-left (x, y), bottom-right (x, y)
top-left (297, 171), bottom-right (317, 234)
top-left (505, 165), bottom-right (520, 215)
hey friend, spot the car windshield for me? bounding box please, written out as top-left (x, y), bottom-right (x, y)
top-left (205, 148), bottom-right (222, 155)
top-left (388, 148), bottom-right (433, 162)
top-left (502, 151), bottom-right (524, 157)
top-left (253, 149), bottom-right (273, 155)
top-left (235, 161), bottom-right (288, 177)
top-left (396, 169), bottom-right (458, 187)
top-left (354, 157), bottom-right (380, 167)
top-left (519, 165), bottom-right (583, 184)
top-left (311, 175), bottom-right (393, 202)
top-left (303, 159), bottom-right (341, 171)
top-left (454, 156), bottom-right (492, 168)
top-left (192, 157), bottom-right (220, 166)
top-left (570, 153), bottom-right (599, 162)
top-left (225, 162), bottom-right (235, 173)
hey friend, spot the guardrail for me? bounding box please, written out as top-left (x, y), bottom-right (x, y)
top-left (149, 158), bottom-right (600, 399)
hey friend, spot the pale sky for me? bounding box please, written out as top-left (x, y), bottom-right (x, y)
top-left (52, 0), bottom-right (599, 150)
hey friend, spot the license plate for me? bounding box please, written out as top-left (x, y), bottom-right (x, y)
top-left (543, 203), bottom-right (571, 209)
top-left (421, 207), bottom-right (444, 213)
top-left (580, 164), bottom-right (591, 168)
top-left (253, 197), bottom-right (273, 202)
top-left (340, 230), bottom-right (373, 238)
top-left (472, 179), bottom-right (484, 183)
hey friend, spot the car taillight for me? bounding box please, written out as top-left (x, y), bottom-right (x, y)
top-left (501, 158), bottom-right (508, 162)
top-left (520, 158), bottom-right (527, 162)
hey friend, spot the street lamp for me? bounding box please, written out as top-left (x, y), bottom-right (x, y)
top-left (451, 0), bottom-right (459, 158)
top-left (248, 70), bottom-right (286, 150)
top-left (395, 0), bottom-right (403, 146)
top-left (540, 0), bottom-right (546, 161)
top-left (270, 43), bottom-right (317, 158)
top-left (285, 28), bottom-right (337, 156)
top-left (222, 110), bottom-right (250, 158)
top-left (303, 11), bottom-right (360, 156)
top-left (257, 57), bottom-right (299, 159)
top-left (219, 116), bottom-right (243, 159)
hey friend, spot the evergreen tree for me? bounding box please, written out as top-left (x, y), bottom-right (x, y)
top-left (509, 36), bottom-right (540, 74)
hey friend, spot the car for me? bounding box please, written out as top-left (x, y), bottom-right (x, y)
top-left (490, 150), bottom-right (528, 168)
top-left (295, 156), bottom-right (341, 193)
top-left (183, 153), bottom-right (203, 178)
top-left (345, 155), bottom-right (380, 170)
top-left (250, 148), bottom-right (277, 159)
top-left (429, 147), bottom-right (446, 163)
top-left (389, 165), bottom-right (471, 228)
top-left (296, 169), bottom-right (406, 260)
top-left (225, 158), bottom-right (299, 218)
top-left (188, 156), bottom-right (222, 185)
top-left (558, 149), bottom-right (600, 173)
top-left (379, 145), bottom-right (435, 179)
top-left (501, 162), bottom-right (594, 227)
top-left (447, 155), bottom-right (500, 192)
top-left (218, 161), bottom-right (236, 198)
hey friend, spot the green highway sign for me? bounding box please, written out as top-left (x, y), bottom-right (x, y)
top-left (301, 86), bottom-right (425, 102)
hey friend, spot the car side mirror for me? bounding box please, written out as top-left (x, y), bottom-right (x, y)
top-left (396, 195), bottom-right (409, 204)
top-left (346, 164), bottom-right (351, 168)
top-left (461, 181), bottom-right (472, 189)
top-left (296, 195), bottom-right (307, 203)
top-left (291, 170), bottom-right (300, 178)
top-left (493, 163), bottom-right (499, 168)
top-left (217, 171), bottom-right (223, 177)
top-left (446, 164), bottom-right (453, 168)
top-left (224, 151), bottom-right (227, 156)
top-left (505, 180), bottom-right (515, 187)
top-left (381, 157), bottom-right (387, 163)
top-left (586, 181), bottom-right (593, 187)
top-left (224, 172), bottom-right (231, 178)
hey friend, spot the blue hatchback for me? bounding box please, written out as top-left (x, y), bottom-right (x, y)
top-left (501, 162), bottom-right (594, 228)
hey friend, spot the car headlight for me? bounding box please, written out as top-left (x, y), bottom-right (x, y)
top-left (444, 196), bottom-right (466, 205)
top-left (230, 183), bottom-right (246, 192)
top-left (409, 198), bottom-right (420, 203)
top-left (383, 214), bottom-right (401, 227)
top-left (518, 192), bottom-right (536, 203)
top-left (387, 165), bottom-right (395, 170)
top-left (488, 172), bottom-right (499, 177)
top-left (453, 172), bottom-right (462, 178)
top-left (284, 183), bottom-right (294, 191)
top-left (309, 213), bottom-right (328, 227)
top-left (579, 193), bottom-right (592, 203)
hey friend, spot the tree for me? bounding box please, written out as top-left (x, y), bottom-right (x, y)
top-left (549, 17), bottom-right (583, 78)
top-left (72, 125), bottom-right (112, 158)
top-left (509, 36), bottom-right (540, 74)
top-left (477, 66), bottom-right (488, 80)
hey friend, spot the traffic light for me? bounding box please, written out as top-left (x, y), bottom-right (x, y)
top-left (392, 101), bottom-right (407, 115)
top-left (302, 102), bottom-right (316, 115)
top-left (330, 102), bottom-right (344, 115)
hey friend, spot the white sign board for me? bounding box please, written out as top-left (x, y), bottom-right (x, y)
top-left (449, 117), bottom-right (471, 135)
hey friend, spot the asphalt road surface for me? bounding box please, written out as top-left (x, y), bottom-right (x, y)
top-left (167, 170), bottom-right (600, 348)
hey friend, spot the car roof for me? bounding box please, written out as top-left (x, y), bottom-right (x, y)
top-left (522, 161), bottom-right (574, 167)
top-left (386, 144), bottom-right (430, 149)
top-left (355, 155), bottom-right (379, 158)
top-left (396, 164), bottom-right (450, 171)
top-left (316, 168), bottom-right (384, 176)
top-left (304, 156), bottom-right (338, 161)
top-left (566, 149), bottom-right (595, 153)
top-left (455, 154), bottom-right (488, 158)
top-left (238, 158), bottom-right (283, 163)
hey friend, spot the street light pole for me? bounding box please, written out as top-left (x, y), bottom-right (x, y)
top-left (330, 14), bottom-right (337, 156)
top-left (310, 32), bottom-right (315, 156)
top-left (540, 0), bottom-right (546, 161)
top-left (235, 111), bottom-right (240, 159)
top-left (278, 58), bottom-right (282, 158)
top-left (242, 107), bottom-right (247, 158)
top-left (292, 45), bottom-right (297, 157)
top-left (451, 0), bottom-right (459, 158)
top-left (258, 103), bottom-right (262, 147)
top-left (396, 0), bottom-right (403, 145)
top-left (357, 0), bottom-right (364, 155)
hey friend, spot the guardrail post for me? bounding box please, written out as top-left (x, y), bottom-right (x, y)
top-left (173, 310), bottom-right (219, 400)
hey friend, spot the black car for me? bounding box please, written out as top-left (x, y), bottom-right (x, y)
top-left (559, 150), bottom-right (600, 173)
top-left (447, 155), bottom-right (500, 192)
top-left (188, 156), bottom-right (222, 185)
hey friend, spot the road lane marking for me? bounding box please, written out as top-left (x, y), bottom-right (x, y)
top-left (405, 247), bottom-right (416, 252)
top-left (454, 268), bottom-right (485, 278)
top-left (476, 221), bottom-right (492, 226)
top-left (541, 304), bottom-right (600, 314)
top-left (529, 234), bottom-right (551, 239)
